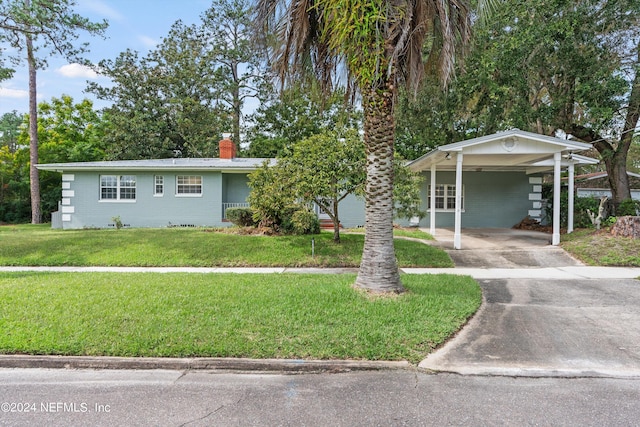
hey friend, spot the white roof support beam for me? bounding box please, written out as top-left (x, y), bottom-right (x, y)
top-left (568, 161), bottom-right (575, 234)
top-left (430, 163), bottom-right (436, 236)
top-left (552, 152), bottom-right (562, 245)
top-left (454, 152), bottom-right (464, 250)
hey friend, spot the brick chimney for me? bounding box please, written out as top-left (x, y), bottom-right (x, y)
top-left (219, 133), bottom-right (236, 160)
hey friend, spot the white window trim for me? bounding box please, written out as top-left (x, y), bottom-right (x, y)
top-left (99, 175), bottom-right (137, 203)
top-left (154, 175), bottom-right (164, 197)
top-left (428, 184), bottom-right (465, 212)
top-left (175, 175), bottom-right (203, 197)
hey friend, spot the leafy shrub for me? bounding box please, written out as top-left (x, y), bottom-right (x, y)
top-left (616, 199), bottom-right (639, 216)
top-left (111, 216), bottom-right (123, 230)
top-left (247, 162), bottom-right (297, 229)
top-left (574, 196), bottom-right (606, 228)
top-left (542, 185), bottom-right (610, 229)
top-left (289, 208), bottom-right (320, 235)
top-left (226, 207), bottom-right (256, 227)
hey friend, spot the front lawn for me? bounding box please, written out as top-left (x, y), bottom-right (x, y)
top-left (0, 272), bottom-right (480, 363)
top-left (561, 228), bottom-right (640, 266)
top-left (0, 225), bottom-right (453, 268)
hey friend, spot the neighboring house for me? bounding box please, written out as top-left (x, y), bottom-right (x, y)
top-left (39, 130), bottom-right (597, 249)
top-left (574, 171), bottom-right (640, 200)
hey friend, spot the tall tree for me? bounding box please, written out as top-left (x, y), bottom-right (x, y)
top-left (0, 48), bottom-right (13, 81)
top-left (16, 95), bottom-right (106, 219)
top-left (88, 23), bottom-right (231, 159)
top-left (0, 0), bottom-right (107, 223)
top-left (201, 0), bottom-right (268, 145)
top-left (245, 85), bottom-right (361, 157)
top-left (0, 111), bottom-right (23, 152)
top-left (454, 0), bottom-right (640, 208)
top-left (257, 0), bottom-right (475, 292)
top-left (28, 95), bottom-right (106, 163)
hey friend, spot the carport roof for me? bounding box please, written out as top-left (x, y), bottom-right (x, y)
top-left (408, 129), bottom-right (597, 173)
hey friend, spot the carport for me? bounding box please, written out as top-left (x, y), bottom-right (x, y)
top-left (408, 129), bottom-right (599, 249)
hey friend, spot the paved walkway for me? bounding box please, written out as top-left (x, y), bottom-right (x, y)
top-left (2, 265), bottom-right (639, 279)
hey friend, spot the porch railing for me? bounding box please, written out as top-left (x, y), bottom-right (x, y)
top-left (222, 202), bottom-right (250, 219)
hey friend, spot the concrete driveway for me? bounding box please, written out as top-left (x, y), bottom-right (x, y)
top-left (429, 228), bottom-right (581, 268)
top-left (419, 228), bottom-right (640, 378)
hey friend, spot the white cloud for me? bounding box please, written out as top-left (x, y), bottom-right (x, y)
top-left (0, 87), bottom-right (28, 99)
top-left (56, 63), bottom-right (98, 79)
top-left (78, 0), bottom-right (125, 22)
top-left (138, 35), bottom-right (158, 49)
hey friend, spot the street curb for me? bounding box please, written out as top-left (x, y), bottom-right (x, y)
top-left (0, 355), bottom-right (412, 374)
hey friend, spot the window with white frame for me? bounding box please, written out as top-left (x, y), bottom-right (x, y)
top-left (154, 175), bottom-right (164, 196)
top-left (176, 175), bottom-right (202, 196)
top-left (100, 175), bottom-right (136, 201)
top-left (428, 184), bottom-right (464, 211)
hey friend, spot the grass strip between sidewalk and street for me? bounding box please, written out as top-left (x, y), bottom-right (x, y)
top-left (0, 225), bottom-right (452, 268)
top-left (0, 272), bottom-right (480, 364)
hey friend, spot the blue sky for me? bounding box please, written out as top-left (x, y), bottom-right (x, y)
top-left (0, 0), bottom-right (211, 115)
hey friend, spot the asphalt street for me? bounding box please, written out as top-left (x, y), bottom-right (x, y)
top-left (1, 368), bottom-right (640, 426)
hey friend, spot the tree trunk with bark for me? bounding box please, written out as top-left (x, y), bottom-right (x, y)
top-left (231, 60), bottom-right (241, 147)
top-left (27, 33), bottom-right (41, 224)
top-left (331, 196), bottom-right (340, 243)
top-left (355, 84), bottom-right (403, 293)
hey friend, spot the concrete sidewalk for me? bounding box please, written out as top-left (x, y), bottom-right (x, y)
top-left (1, 265), bottom-right (639, 279)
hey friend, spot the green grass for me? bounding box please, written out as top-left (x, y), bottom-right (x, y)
top-left (0, 225), bottom-right (452, 268)
top-left (561, 228), bottom-right (640, 267)
top-left (346, 227), bottom-right (434, 240)
top-left (0, 272), bottom-right (480, 363)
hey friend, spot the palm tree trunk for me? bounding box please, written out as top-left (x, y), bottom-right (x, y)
top-left (355, 85), bottom-right (403, 293)
top-left (27, 30), bottom-right (41, 224)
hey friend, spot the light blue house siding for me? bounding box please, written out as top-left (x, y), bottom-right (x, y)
top-left (222, 173), bottom-right (251, 205)
top-left (416, 171), bottom-right (543, 228)
top-left (55, 168), bottom-right (366, 230)
top-left (59, 171), bottom-right (250, 229)
top-left (318, 194), bottom-right (366, 229)
top-left (56, 169), bottom-right (534, 230)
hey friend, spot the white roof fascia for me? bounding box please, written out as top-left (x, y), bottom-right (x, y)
top-left (36, 158), bottom-right (275, 173)
top-left (570, 154), bottom-right (600, 165)
top-left (524, 154), bottom-right (599, 174)
top-left (407, 149), bottom-right (444, 172)
top-left (437, 129), bottom-right (592, 152)
top-left (407, 130), bottom-right (594, 173)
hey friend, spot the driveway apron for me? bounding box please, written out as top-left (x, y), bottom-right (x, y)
top-left (419, 228), bottom-right (640, 378)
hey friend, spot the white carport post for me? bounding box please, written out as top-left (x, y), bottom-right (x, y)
top-left (567, 160), bottom-right (575, 234)
top-left (454, 152), bottom-right (463, 249)
top-left (430, 163), bottom-right (436, 235)
top-left (552, 152), bottom-right (561, 245)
